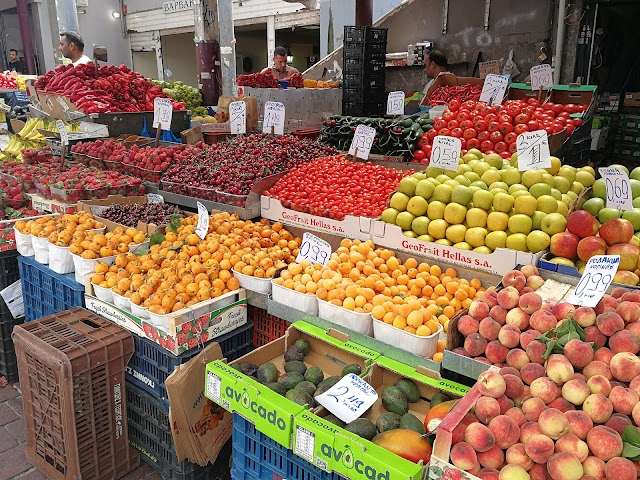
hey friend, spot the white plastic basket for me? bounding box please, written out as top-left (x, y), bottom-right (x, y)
top-left (271, 280), bottom-right (318, 315)
top-left (71, 253), bottom-right (116, 285)
top-left (372, 318), bottom-right (443, 358)
top-left (130, 300), bottom-right (150, 319)
top-left (48, 243), bottom-right (75, 274)
top-left (148, 292), bottom-right (238, 331)
top-left (111, 289), bottom-right (131, 312)
top-left (14, 227), bottom-right (34, 256)
top-left (232, 270), bottom-right (272, 294)
top-left (91, 282), bottom-right (113, 303)
top-left (32, 235), bottom-right (50, 264)
top-left (317, 299), bottom-right (373, 336)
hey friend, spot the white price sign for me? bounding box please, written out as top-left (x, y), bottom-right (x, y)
top-left (479, 74), bottom-right (509, 105)
top-left (57, 96), bottom-right (70, 112)
top-left (153, 97), bottom-right (173, 130)
top-left (386, 91), bottom-right (405, 116)
top-left (262, 101), bottom-right (285, 135)
top-left (195, 202), bottom-right (209, 240)
top-left (479, 60), bottom-right (501, 79)
top-left (530, 64), bottom-right (553, 90)
top-left (146, 193), bottom-right (164, 204)
top-left (430, 136), bottom-right (461, 171)
top-left (56, 119), bottom-right (69, 146)
top-left (315, 374), bottom-right (378, 424)
top-left (598, 167), bottom-right (633, 211)
top-left (0, 103), bottom-right (11, 114)
top-left (295, 232), bottom-right (331, 266)
top-left (516, 130), bottom-right (551, 171)
top-left (566, 255), bottom-right (620, 308)
top-left (348, 125), bottom-right (376, 160)
top-left (229, 101), bottom-right (247, 135)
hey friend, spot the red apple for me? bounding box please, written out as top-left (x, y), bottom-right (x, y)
top-left (607, 243), bottom-right (640, 271)
top-left (567, 210), bottom-right (600, 238)
top-left (550, 232), bottom-right (580, 259)
top-left (577, 236), bottom-right (608, 263)
top-left (599, 219), bottom-right (634, 246)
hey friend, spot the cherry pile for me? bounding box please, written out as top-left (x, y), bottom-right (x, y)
top-left (263, 156), bottom-right (414, 220)
top-left (100, 203), bottom-right (181, 228)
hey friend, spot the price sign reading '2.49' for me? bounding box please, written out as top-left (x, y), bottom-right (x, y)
top-left (429, 136), bottom-right (461, 172)
top-left (315, 374), bottom-right (378, 423)
top-left (348, 125), bottom-right (376, 160)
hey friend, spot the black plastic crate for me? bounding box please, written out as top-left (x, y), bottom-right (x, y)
top-left (342, 101), bottom-right (386, 117)
top-left (344, 55), bottom-right (385, 73)
top-left (342, 72), bottom-right (386, 90)
top-left (126, 321), bottom-right (253, 411)
top-left (0, 250), bottom-right (24, 382)
top-left (344, 26), bottom-right (388, 45)
top-left (342, 86), bottom-right (386, 104)
top-left (0, 249), bottom-right (20, 305)
top-left (344, 43), bottom-right (387, 58)
top-left (563, 136), bottom-right (592, 167)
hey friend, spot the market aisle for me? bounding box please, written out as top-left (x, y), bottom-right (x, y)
top-left (0, 383), bottom-right (162, 480)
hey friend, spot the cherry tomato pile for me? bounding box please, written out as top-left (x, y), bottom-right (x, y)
top-left (263, 156), bottom-right (414, 220)
top-left (412, 98), bottom-right (587, 163)
top-left (425, 84), bottom-right (482, 107)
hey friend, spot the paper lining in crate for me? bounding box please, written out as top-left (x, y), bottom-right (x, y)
top-left (85, 285), bottom-right (248, 355)
top-left (270, 279), bottom-right (318, 315)
top-left (31, 235), bottom-right (50, 264)
top-left (14, 226), bottom-right (34, 256)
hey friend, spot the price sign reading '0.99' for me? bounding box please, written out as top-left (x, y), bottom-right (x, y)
top-left (386, 91), bottom-right (405, 116)
top-left (263, 101), bottom-right (285, 135)
top-left (516, 130), bottom-right (551, 171)
top-left (315, 374), bottom-right (378, 423)
top-left (598, 167), bottom-right (634, 211)
top-left (296, 233), bottom-right (331, 266)
top-left (567, 255), bottom-right (620, 308)
top-left (479, 74), bottom-right (509, 105)
top-left (195, 202), bottom-right (209, 240)
top-left (153, 97), bottom-right (173, 130)
top-left (229, 101), bottom-right (247, 135)
top-left (348, 125), bottom-right (376, 160)
top-left (530, 64), bottom-right (553, 90)
top-left (430, 136), bottom-right (461, 172)
top-left (56, 120), bottom-right (69, 146)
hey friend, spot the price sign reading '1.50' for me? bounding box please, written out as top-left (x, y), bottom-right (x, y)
top-left (386, 91), bottom-right (405, 116)
top-left (263, 101), bottom-right (285, 135)
top-left (195, 202), bottom-right (209, 240)
top-left (530, 64), bottom-right (553, 90)
top-left (567, 255), bottom-right (620, 308)
top-left (348, 125), bottom-right (376, 160)
top-left (479, 74), bottom-right (509, 105)
top-left (516, 130), bottom-right (551, 171)
top-left (315, 374), bottom-right (378, 423)
top-left (598, 167), bottom-right (633, 211)
top-left (153, 97), bottom-right (173, 130)
top-left (229, 101), bottom-right (247, 135)
top-left (296, 232), bottom-right (331, 266)
top-left (430, 136), bottom-right (461, 172)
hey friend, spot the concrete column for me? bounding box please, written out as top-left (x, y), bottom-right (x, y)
top-left (32, 0), bottom-right (57, 72)
top-left (266, 15), bottom-right (275, 68)
top-left (55, 0), bottom-right (79, 33)
top-left (155, 33), bottom-right (164, 81)
top-left (194, 0), bottom-right (222, 106)
top-left (217, 0), bottom-right (235, 97)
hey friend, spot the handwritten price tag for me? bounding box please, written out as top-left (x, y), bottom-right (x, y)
top-left (146, 193), bottom-right (164, 204)
top-left (479, 74), bottom-right (509, 105)
top-left (263, 101), bottom-right (285, 135)
top-left (153, 97), bottom-right (173, 130)
top-left (566, 255), bottom-right (620, 308)
top-left (348, 125), bottom-right (376, 160)
top-left (430, 136), bottom-right (461, 171)
top-left (55, 119), bottom-right (69, 146)
top-left (57, 96), bottom-right (70, 112)
top-left (516, 130), bottom-right (551, 171)
top-left (229, 101), bottom-right (247, 135)
top-left (195, 202), bottom-right (209, 240)
top-left (530, 64), bottom-right (553, 90)
top-left (598, 167), bottom-right (633, 211)
top-left (296, 233), bottom-right (331, 266)
top-left (386, 91), bottom-right (405, 116)
top-left (315, 374), bottom-right (378, 423)
top-left (479, 60), bottom-right (500, 79)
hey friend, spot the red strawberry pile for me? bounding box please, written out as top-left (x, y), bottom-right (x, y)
top-left (236, 72), bottom-right (280, 88)
top-left (286, 72), bottom-right (304, 88)
top-left (22, 146), bottom-right (60, 165)
top-left (121, 142), bottom-right (205, 182)
top-left (71, 138), bottom-right (128, 167)
top-left (0, 163), bottom-right (60, 194)
top-left (0, 175), bottom-right (27, 208)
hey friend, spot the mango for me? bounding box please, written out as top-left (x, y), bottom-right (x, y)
top-left (424, 399), bottom-right (457, 433)
top-left (372, 429), bottom-right (432, 464)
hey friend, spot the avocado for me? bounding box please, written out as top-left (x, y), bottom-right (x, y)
top-left (344, 418), bottom-right (377, 441)
top-left (284, 346), bottom-right (305, 362)
top-left (430, 392), bottom-right (451, 408)
top-left (324, 414), bottom-right (345, 428)
top-left (376, 412), bottom-right (402, 433)
top-left (266, 382), bottom-right (286, 396)
top-left (400, 413), bottom-right (426, 434)
top-left (395, 378), bottom-right (421, 403)
top-left (382, 386), bottom-right (409, 415)
top-left (232, 362), bottom-right (257, 376)
top-left (278, 372), bottom-right (305, 391)
top-left (314, 376), bottom-right (341, 396)
top-left (304, 366), bottom-right (324, 385)
top-left (294, 381), bottom-right (317, 397)
top-left (285, 389), bottom-right (313, 407)
top-left (256, 362), bottom-right (279, 384)
top-left (294, 338), bottom-right (311, 355)
top-left (341, 364), bottom-right (362, 377)
top-left (284, 360), bottom-right (307, 375)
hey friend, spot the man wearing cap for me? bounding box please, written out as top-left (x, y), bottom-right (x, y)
top-left (59, 32), bottom-right (92, 66)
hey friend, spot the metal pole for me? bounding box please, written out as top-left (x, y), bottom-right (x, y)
top-left (16, 0), bottom-right (36, 74)
top-left (554, 0), bottom-right (567, 84)
top-left (55, 0), bottom-right (79, 33)
top-left (194, 0), bottom-right (221, 106)
top-left (355, 0), bottom-right (372, 27)
top-left (217, 0), bottom-right (235, 97)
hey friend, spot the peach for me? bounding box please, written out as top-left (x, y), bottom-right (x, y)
top-left (574, 306), bottom-right (597, 328)
top-left (625, 322), bottom-right (640, 339)
top-left (562, 379), bottom-right (591, 406)
top-left (610, 352), bottom-right (640, 382)
top-left (547, 354), bottom-right (575, 384)
top-left (465, 422), bottom-right (496, 453)
top-left (572, 373), bottom-right (588, 383)
top-left (552, 302), bottom-right (577, 321)
top-left (582, 456), bottom-right (606, 480)
top-left (525, 434), bottom-right (555, 464)
top-left (608, 386), bottom-right (639, 415)
top-left (629, 376), bottom-right (640, 396)
top-left (577, 236), bottom-right (608, 263)
top-left (476, 396), bottom-right (501, 424)
top-left (490, 305), bottom-right (508, 325)
top-left (526, 340), bottom-right (548, 365)
top-left (502, 270), bottom-right (527, 291)
top-left (481, 289), bottom-right (499, 308)
top-left (479, 317), bottom-right (502, 341)
top-left (452, 347), bottom-right (470, 357)
top-left (470, 300), bottom-right (491, 320)
top-left (596, 312), bottom-right (625, 337)
top-left (528, 463), bottom-right (553, 480)
top-left (539, 408), bottom-right (569, 439)
top-left (521, 265), bottom-right (539, 278)
top-left (548, 397), bottom-right (576, 412)
top-left (584, 327), bottom-right (608, 348)
top-left (583, 394), bottom-right (614, 424)
top-left (555, 433), bottom-right (589, 463)
top-left (503, 374), bottom-right (525, 399)
top-left (464, 333), bottom-right (488, 357)
top-left (587, 375), bottom-right (612, 396)
top-left (507, 349), bottom-right (531, 370)
top-left (530, 377), bottom-right (559, 404)
top-left (521, 330), bottom-right (542, 350)
top-left (547, 452), bottom-right (584, 480)
top-left (607, 243), bottom-right (640, 270)
top-left (519, 292), bottom-right (543, 315)
top-left (477, 445), bottom-right (505, 470)
top-left (501, 366), bottom-right (521, 377)
top-left (499, 324), bottom-right (522, 349)
top-left (522, 397), bottom-right (547, 421)
top-left (477, 468), bottom-right (500, 480)
top-left (486, 340), bottom-right (510, 364)
top-left (562, 339), bottom-right (594, 370)
top-left (631, 400), bottom-right (640, 427)
top-left (458, 315), bottom-right (480, 336)
top-left (521, 286), bottom-right (534, 295)
top-left (477, 370), bottom-right (507, 398)
top-left (521, 363), bottom-right (546, 385)
top-left (489, 415), bottom-right (520, 449)
top-left (529, 310), bottom-right (558, 334)
top-left (499, 465), bottom-right (530, 480)
top-left (467, 462), bottom-right (481, 476)
top-left (520, 422), bottom-right (543, 443)
top-left (565, 410), bottom-right (593, 440)
top-left (617, 301), bottom-right (640, 324)
top-left (506, 407), bottom-right (527, 427)
top-left (596, 295), bottom-right (619, 315)
top-left (452, 413), bottom-right (477, 444)
top-left (506, 442), bottom-right (535, 471)
top-left (496, 394), bottom-right (515, 414)
top-left (498, 286), bottom-right (521, 309)
top-left (451, 441), bottom-right (478, 470)
top-left (621, 291), bottom-right (640, 302)
top-left (604, 413), bottom-right (632, 435)
top-left (587, 426), bottom-right (623, 461)
top-left (604, 457), bottom-right (637, 480)
top-left (612, 288), bottom-right (629, 299)
top-left (583, 362), bottom-right (613, 381)
top-left (527, 275), bottom-right (545, 291)
top-left (513, 386), bottom-right (530, 407)
top-left (506, 308), bottom-right (530, 331)
top-left (593, 347), bottom-right (614, 365)
top-left (476, 357), bottom-right (492, 365)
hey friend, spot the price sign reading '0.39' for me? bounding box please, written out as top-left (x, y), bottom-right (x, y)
top-left (348, 125), bottom-right (376, 160)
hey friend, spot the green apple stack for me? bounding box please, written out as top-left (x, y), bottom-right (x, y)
top-left (381, 149), bottom-right (595, 254)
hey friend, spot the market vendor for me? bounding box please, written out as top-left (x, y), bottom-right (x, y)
top-left (261, 46), bottom-right (299, 81)
top-left (59, 32), bottom-right (92, 67)
top-left (420, 50), bottom-right (455, 104)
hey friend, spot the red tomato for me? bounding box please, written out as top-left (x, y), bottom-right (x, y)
top-left (514, 124), bottom-right (529, 135)
top-left (463, 100), bottom-right (477, 110)
top-left (456, 111), bottom-right (470, 123)
top-left (422, 145), bottom-right (432, 159)
top-left (527, 98), bottom-right (540, 106)
top-left (494, 141), bottom-right (508, 153)
top-left (500, 151), bottom-right (511, 159)
top-left (571, 118), bottom-right (583, 127)
top-left (477, 130), bottom-right (491, 142)
top-left (480, 140), bottom-right (495, 152)
top-left (442, 111), bottom-right (456, 121)
top-left (551, 123), bottom-right (564, 133)
top-left (487, 122), bottom-right (501, 133)
top-left (509, 142), bottom-right (518, 154)
top-left (448, 99), bottom-right (461, 112)
top-left (433, 118), bottom-right (447, 130)
top-left (485, 113), bottom-right (499, 123)
top-left (466, 138), bottom-right (481, 150)
top-left (507, 105), bottom-right (521, 117)
top-left (551, 104), bottom-right (564, 115)
top-left (565, 124), bottom-right (575, 136)
top-left (490, 131), bottom-right (504, 143)
top-left (417, 135), bottom-right (430, 148)
top-left (544, 126), bottom-right (555, 135)
top-left (463, 128), bottom-right (478, 140)
top-left (438, 128), bottom-right (451, 137)
top-left (413, 150), bottom-right (426, 161)
top-left (527, 120), bottom-right (540, 131)
top-left (557, 111), bottom-right (570, 119)
top-left (499, 114), bottom-right (512, 124)
top-left (451, 127), bottom-right (464, 138)
top-left (515, 114), bottom-right (530, 124)
top-left (499, 122), bottom-right (514, 135)
top-left (474, 119), bottom-right (488, 131)
top-left (504, 132), bottom-right (517, 144)
top-left (447, 120), bottom-right (460, 130)
top-left (427, 129), bottom-right (439, 141)
top-left (459, 120), bottom-right (474, 130)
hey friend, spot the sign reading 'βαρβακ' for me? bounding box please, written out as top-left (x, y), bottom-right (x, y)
top-left (163, 0), bottom-right (193, 13)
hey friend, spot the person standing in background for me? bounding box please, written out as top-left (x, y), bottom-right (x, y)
top-left (8, 49), bottom-right (24, 74)
top-left (261, 46), bottom-right (299, 81)
top-left (59, 32), bottom-right (92, 66)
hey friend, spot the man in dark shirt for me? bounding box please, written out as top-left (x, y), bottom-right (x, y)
top-left (8, 49), bottom-right (24, 74)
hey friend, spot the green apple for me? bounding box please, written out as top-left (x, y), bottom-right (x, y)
top-left (561, 194), bottom-right (574, 206)
top-left (472, 190), bottom-right (494, 211)
top-left (556, 201), bottom-right (569, 217)
top-left (426, 166), bottom-right (442, 178)
top-left (468, 159), bottom-right (479, 169)
top-left (553, 176), bottom-right (571, 194)
top-left (546, 156), bottom-right (561, 175)
top-left (508, 183), bottom-right (527, 194)
top-left (512, 190), bottom-right (532, 199)
top-left (446, 224), bottom-right (467, 244)
top-left (506, 233), bottom-right (528, 252)
top-left (493, 193), bottom-right (515, 213)
top-left (501, 168), bottom-right (522, 186)
top-left (583, 197), bottom-right (605, 217)
top-left (522, 170), bottom-right (544, 188)
top-left (514, 195), bottom-right (537, 216)
top-left (466, 208), bottom-right (488, 228)
top-left (451, 185), bottom-right (474, 206)
top-left (630, 179), bottom-right (640, 199)
top-left (575, 170), bottom-right (595, 187)
top-left (396, 211), bottom-right (416, 230)
top-left (592, 178), bottom-right (606, 199)
top-left (444, 169), bottom-right (459, 179)
top-left (465, 227), bottom-right (488, 248)
top-left (486, 231), bottom-right (507, 250)
top-left (481, 169), bottom-right (502, 186)
top-left (458, 164), bottom-right (472, 174)
top-left (471, 181), bottom-right (489, 190)
top-left (426, 177), bottom-right (440, 186)
top-left (411, 216), bottom-right (430, 236)
top-left (464, 171), bottom-right (481, 183)
top-left (436, 174), bottom-right (450, 184)
top-left (508, 214), bottom-right (533, 235)
top-left (444, 179), bottom-right (460, 189)
top-left (389, 192), bottom-right (410, 211)
top-left (453, 242), bottom-right (472, 250)
top-left (381, 208), bottom-right (399, 224)
top-left (550, 188), bottom-right (563, 201)
top-left (529, 182), bottom-right (552, 199)
top-left (398, 176), bottom-right (419, 196)
top-left (550, 257), bottom-right (575, 267)
top-left (566, 190), bottom-right (578, 200)
top-left (435, 239), bottom-right (452, 246)
top-left (454, 175), bottom-right (471, 187)
top-left (631, 166), bottom-right (640, 181)
top-left (417, 234), bottom-right (434, 242)
top-left (490, 188), bottom-right (508, 197)
top-left (428, 219), bottom-right (448, 239)
top-left (622, 209), bottom-right (640, 231)
top-left (541, 212), bottom-right (567, 235)
top-left (427, 201), bottom-right (446, 220)
top-left (598, 207), bottom-right (623, 223)
top-left (510, 152), bottom-right (519, 168)
top-left (403, 230), bottom-right (417, 238)
top-left (407, 196), bottom-right (428, 216)
top-left (462, 153), bottom-right (478, 164)
top-left (571, 181), bottom-right (585, 195)
top-left (489, 181), bottom-right (509, 192)
top-left (485, 153), bottom-right (503, 169)
top-left (537, 195), bottom-right (558, 214)
top-left (634, 197), bottom-right (640, 208)
top-left (467, 148), bottom-right (484, 160)
top-left (487, 211), bottom-right (509, 231)
top-left (609, 164), bottom-right (629, 176)
top-left (542, 173), bottom-right (556, 187)
top-left (472, 161), bottom-right (492, 177)
top-left (412, 172), bottom-right (427, 181)
top-left (433, 184), bottom-right (453, 203)
top-left (531, 211), bottom-right (547, 231)
top-left (468, 186), bottom-right (481, 195)
top-left (415, 179), bottom-right (435, 200)
top-left (444, 203), bottom-right (468, 224)
top-left (558, 165), bottom-right (577, 184)
top-left (526, 230), bottom-right (551, 253)
top-left (474, 246), bottom-right (493, 254)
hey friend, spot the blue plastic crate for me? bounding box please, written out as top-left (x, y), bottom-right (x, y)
top-left (127, 321), bottom-right (253, 411)
top-left (231, 413), bottom-right (344, 480)
top-left (18, 255), bottom-right (84, 321)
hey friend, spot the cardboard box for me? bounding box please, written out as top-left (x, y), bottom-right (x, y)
top-left (28, 194), bottom-right (76, 214)
top-left (624, 92), bottom-right (640, 107)
top-left (204, 321), bottom-right (380, 448)
top-left (36, 90), bottom-right (80, 120)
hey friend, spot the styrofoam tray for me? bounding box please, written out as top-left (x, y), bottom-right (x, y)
top-left (32, 235), bottom-right (50, 264)
top-left (71, 253), bottom-right (116, 285)
top-left (232, 270), bottom-right (272, 294)
top-left (14, 227), bottom-right (33, 256)
top-left (372, 318), bottom-right (442, 358)
top-left (271, 280), bottom-right (318, 315)
top-left (91, 282), bottom-right (113, 303)
top-left (130, 300), bottom-right (150, 319)
top-left (317, 299), bottom-right (373, 336)
top-left (48, 243), bottom-right (74, 274)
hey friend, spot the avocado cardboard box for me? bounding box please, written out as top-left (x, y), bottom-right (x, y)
top-left (204, 321), bottom-right (379, 448)
top-left (291, 356), bottom-right (469, 480)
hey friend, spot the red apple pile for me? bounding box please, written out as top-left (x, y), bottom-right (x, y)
top-left (549, 210), bottom-right (640, 286)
